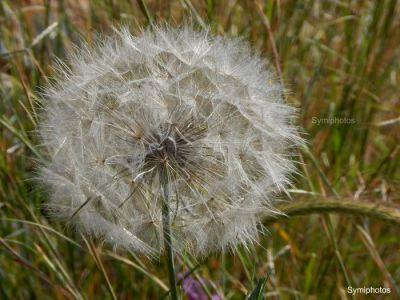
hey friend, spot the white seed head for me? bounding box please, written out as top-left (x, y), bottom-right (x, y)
top-left (38, 26), bottom-right (303, 257)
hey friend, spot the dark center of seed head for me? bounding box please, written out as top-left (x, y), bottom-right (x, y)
top-left (143, 118), bottom-right (206, 170)
top-left (164, 136), bottom-right (178, 155)
top-left (145, 130), bottom-right (186, 167)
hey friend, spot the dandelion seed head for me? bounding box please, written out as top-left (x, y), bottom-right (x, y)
top-left (38, 25), bottom-right (303, 256)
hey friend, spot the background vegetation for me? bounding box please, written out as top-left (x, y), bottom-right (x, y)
top-left (0, 0), bottom-right (399, 299)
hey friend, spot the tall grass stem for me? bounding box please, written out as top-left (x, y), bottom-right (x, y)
top-left (264, 199), bottom-right (400, 226)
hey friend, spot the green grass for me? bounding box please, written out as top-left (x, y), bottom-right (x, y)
top-left (1, 0), bottom-right (399, 299)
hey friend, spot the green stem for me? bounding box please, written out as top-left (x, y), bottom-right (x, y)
top-left (264, 198), bottom-right (400, 226)
top-left (161, 168), bottom-right (179, 300)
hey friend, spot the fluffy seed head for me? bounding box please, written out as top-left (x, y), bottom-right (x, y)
top-left (38, 26), bottom-right (303, 257)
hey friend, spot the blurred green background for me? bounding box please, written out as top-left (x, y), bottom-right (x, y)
top-left (0, 0), bottom-right (399, 299)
